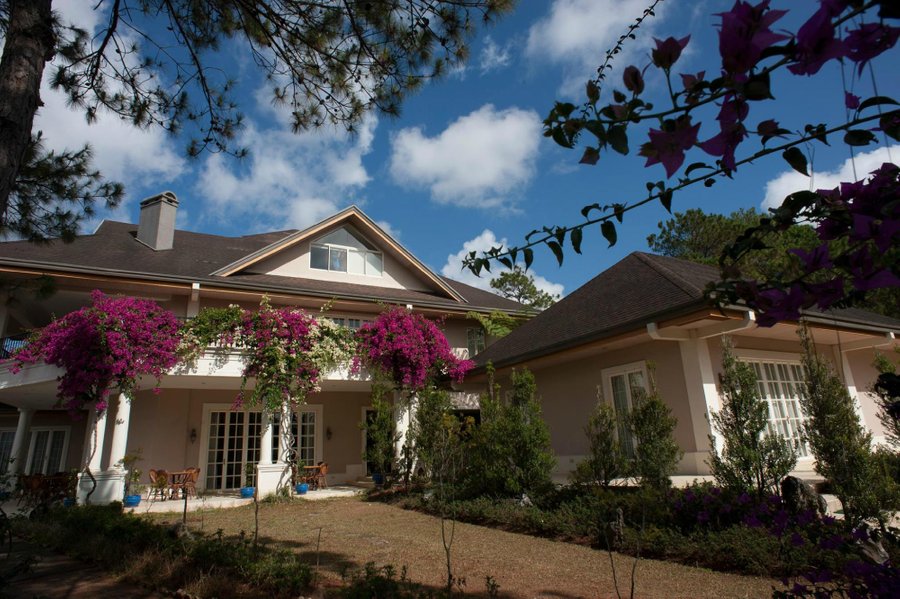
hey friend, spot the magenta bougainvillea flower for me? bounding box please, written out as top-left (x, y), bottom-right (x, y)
top-left (12, 291), bottom-right (180, 415)
top-left (355, 306), bottom-right (474, 392)
top-left (845, 23), bottom-right (900, 75)
top-left (788, 5), bottom-right (847, 75)
top-left (651, 35), bottom-right (690, 70)
top-left (639, 116), bottom-right (701, 177)
top-left (716, 0), bottom-right (787, 76)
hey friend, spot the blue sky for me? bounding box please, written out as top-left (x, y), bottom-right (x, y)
top-left (36, 1), bottom-right (899, 298)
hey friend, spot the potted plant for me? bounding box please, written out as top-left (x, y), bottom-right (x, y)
top-left (240, 462), bottom-right (256, 498)
top-left (121, 450), bottom-right (143, 507)
top-left (62, 468), bottom-right (78, 507)
top-left (295, 480), bottom-right (309, 495)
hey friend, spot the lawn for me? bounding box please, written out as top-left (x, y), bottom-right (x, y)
top-left (151, 496), bottom-right (776, 598)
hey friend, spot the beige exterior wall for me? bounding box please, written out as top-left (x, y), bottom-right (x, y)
top-left (248, 238), bottom-right (432, 292)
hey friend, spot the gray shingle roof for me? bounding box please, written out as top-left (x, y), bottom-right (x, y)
top-left (0, 221), bottom-right (523, 312)
top-left (475, 252), bottom-right (900, 368)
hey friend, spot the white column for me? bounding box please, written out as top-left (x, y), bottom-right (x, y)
top-left (259, 410), bottom-right (273, 466)
top-left (106, 393), bottom-right (132, 471)
top-left (82, 408), bottom-right (109, 472)
top-left (833, 346), bottom-right (868, 429)
top-left (278, 402), bottom-right (291, 464)
top-left (678, 338), bottom-right (721, 474)
top-left (393, 391), bottom-right (415, 458)
top-left (9, 407), bottom-right (34, 474)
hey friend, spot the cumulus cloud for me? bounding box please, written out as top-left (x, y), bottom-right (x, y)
top-left (196, 116), bottom-right (377, 231)
top-left (762, 145), bottom-right (899, 210)
top-left (441, 229), bottom-right (565, 298)
top-left (389, 105), bottom-right (542, 208)
top-left (526, 0), bottom-right (670, 94)
top-left (479, 36), bottom-right (512, 74)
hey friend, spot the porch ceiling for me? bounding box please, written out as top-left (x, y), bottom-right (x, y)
top-left (0, 378), bottom-right (62, 409)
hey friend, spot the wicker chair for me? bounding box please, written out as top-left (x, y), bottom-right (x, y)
top-left (314, 462), bottom-right (328, 489)
top-left (148, 469), bottom-right (169, 501)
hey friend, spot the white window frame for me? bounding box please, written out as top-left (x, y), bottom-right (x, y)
top-left (734, 350), bottom-right (811, 460)
top-left (466, 327), bottom-right (486, 358)
top-left (198, 403), bottom-right (323, 492)
top-left (25, 426), bottom-right (70, 475)
top-left (309, 231), bottom-right (383, 277)
top-left (601, 361), bottom-right (649, 458)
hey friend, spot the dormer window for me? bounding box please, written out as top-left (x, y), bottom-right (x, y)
top-left (310, 226), bottom-right (383, 276)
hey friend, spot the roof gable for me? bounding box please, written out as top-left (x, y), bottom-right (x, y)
top-left (211, 206), bottom-right (465, 302)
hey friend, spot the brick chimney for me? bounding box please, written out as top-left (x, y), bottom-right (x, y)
top-left (136, 191), bottom-right (178, 251)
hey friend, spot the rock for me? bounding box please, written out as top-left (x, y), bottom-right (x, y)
top-left (517, 493), bottom-right (533, 507)
top-left (781, 476), bottom-right (827, 516)
top-left (170, 521), bottom-right (194, 541)
top-left (854, 522), bottom-right (890, 565)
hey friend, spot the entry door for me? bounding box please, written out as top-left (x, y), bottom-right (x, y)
top-left (26, 428), bottom-right (69, 475)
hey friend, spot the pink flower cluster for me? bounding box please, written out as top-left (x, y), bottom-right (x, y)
top-left (354, 306), bottom-right (474, 391)
top-left (12, 291), bottom-right (180, 415)
top-left (236, 302), bottom-right (321, 410)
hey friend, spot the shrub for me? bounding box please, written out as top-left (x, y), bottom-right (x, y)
top-left (362, 382), bottom-right (399, 480)
top-left (798, 325), bottom-right (879, 527)
top-left (872, 352), bottom-right (900, 450)
top-left (464, 367), bottom-right (555, 498)
top-left (571, 399), bottom-right (624, 488)
top-left (408, 386), bottom-right (455, 481)
top-left (709, 337), bottom-right (796, 496)
top-left (627, 367), bottom-right (682, 490)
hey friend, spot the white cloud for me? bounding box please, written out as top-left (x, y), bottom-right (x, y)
top-left (196, 116), bottom-right (377, 231)
top-left (389, 105), bottom-right (542, 208)
top-left (526, 0), bottom-right (670, 95)
top-left (479, 36), bottom-right (512, 74)
top-left (441, 230), bottom-right (565, 298)
top-left (762, 145), bottom-right (899, 210)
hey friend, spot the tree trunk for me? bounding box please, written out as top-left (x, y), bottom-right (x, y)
top-left (0, 0), bottom-right (55, 227)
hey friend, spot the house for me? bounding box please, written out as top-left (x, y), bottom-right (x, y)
top-left (468, 252), bottom-right (900, 481)
top-left (0, 193), bottom-right (526, 502)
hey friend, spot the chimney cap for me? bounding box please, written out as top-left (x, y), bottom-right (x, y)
top-left (140, 191), bottom-right (178, 208)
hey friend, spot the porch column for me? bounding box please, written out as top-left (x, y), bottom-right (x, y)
top-left (106, 393), bottom-right (132, 471)
top-left (259, 410), bottom-right (273, 466)
top-left (9, 407), bottom-right (34, 474)
top-left (394, 391), bottom-right (416, 460)
top-left (82, 408), bottom-right (108, 472)
top-left (832, 346), bottom-right (868, 430)
top-left (677, 338), bottom-right (721, 475)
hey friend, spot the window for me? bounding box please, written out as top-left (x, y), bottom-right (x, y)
top-left (466, 327), bottom-right (486, 358)
top-left (310, 227), bottom-right (383, 276)
top-left (0, 429), bottom-right (15, 474)
top-left (743, 358), bottom-right (809, 457)
top-left (602, 362), bottom-right (648, 459)
top-left (25, 427), bottom-right (69, 475)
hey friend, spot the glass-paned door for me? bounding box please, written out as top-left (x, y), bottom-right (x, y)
top-left (609, 370), bottom-right (644, 459)
top-left (747, 360), bottom-right (808, 456)
top-left (206, 408), bottom-right (319, 491)
top-left (26, 428), bottom-right (68, 474)
top-left (0, 430), bottom-right (16, 474)
top-left (206, 411), bottom-right (246, 490)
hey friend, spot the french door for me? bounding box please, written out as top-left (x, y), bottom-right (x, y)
top-left (26, 428), bottom-right (69, 475)
top-left (204, 407), bottom-right (320, 491)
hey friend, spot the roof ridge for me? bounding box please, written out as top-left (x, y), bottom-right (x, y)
top-left (632, 252), bottom-right (705, 297)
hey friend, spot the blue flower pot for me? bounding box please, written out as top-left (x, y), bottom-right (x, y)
top-left (296, 483), bottom-right (309, 495)
top-left (123, 495), bottom-right (141, 508)
top-left (372, 472), bottom-right (384, 487)
top-left (240, 487), bottom-right (255, 499)
top-left (62, 498), bottom-right (76, 507)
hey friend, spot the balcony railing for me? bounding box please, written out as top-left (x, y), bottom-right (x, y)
top-left (0, 334), bottom-right (28, 359)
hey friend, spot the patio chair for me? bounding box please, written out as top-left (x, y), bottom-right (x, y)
top-left (148, 469), bottom-right (169, 501)
top-left (314, 462), bottom-right (328, 490)
top-left (183, 467), bottom-right (200, 498)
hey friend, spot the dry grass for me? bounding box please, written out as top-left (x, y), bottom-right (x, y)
top-left (151, 497), bottom-right (776, 598)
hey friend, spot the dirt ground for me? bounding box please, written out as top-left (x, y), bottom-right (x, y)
top-left (152, 497), bottom-right (777, 598)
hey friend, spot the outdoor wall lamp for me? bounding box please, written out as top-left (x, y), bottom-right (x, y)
top-left (190, 428), bottom-right (197, 443)
top-left (326, 426), bottom-right (333, 441)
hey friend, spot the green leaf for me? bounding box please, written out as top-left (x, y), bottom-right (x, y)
top-left (523, 248), bottom-right (534, 270)
top-left (579, 147), bottom-right (600, 165)
top-left (843, 129), bottom-right (876, 147)
top-left (858, 96), bottom-right (898, 112)
top-left (613, 90), bottom-right (627, 103)
top-left (570, 227), bottom-right (583, 254)
top-left (581, 203), bottom-right (600, 218)
top-left (546, 240), bottom-right (564, 266)
top-left (498, 256), bottom-right (512, 269)
top-left (556, 102), bottom-right (576, 118)
top-left (601, 221), bottom-right (617, 247)
top-left (586, 81), bottom-right (600, 103)
top-left (613, 203), bottom-right (625, 223)
top-left (584, 120), bottom-right (606, 143)
top-left (782, 147), bottom-right (809, 176)
top-left (685, 162), bottom-right (712, 177)
top-left (608, 125), bottom-right (629, 155)
top-left (882, 112), bottom-right (900, 142)
top-left (659, 189), bottom-right (673, 212)
top-left (551, 127), bottom-right (574, 149)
